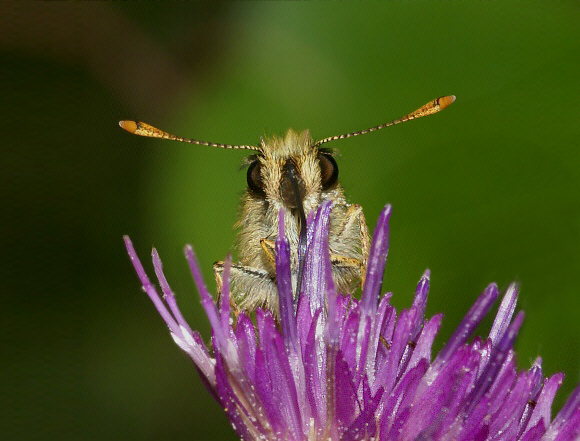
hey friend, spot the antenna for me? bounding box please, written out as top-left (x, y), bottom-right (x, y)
top-left (312, 95), bottom-right (456, 148)
top-left (119, 120), bottom-right (261, 151)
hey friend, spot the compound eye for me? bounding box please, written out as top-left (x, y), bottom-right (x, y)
top-left (247, 160), bottom-right (265, 196)
top-left (318, 153), bottom-right (338, 190)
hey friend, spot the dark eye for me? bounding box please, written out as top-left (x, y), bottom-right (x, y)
top-left (247, 160), bottom-right (265, 196)
top-left (318, 153), bottom-right (338, 190)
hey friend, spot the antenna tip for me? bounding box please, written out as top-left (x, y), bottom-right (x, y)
top-left (119, 120), bottom-right (138, 134)
top-left (438, 95), bottom-right (456, 110)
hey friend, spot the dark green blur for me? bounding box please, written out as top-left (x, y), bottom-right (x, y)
top-left (3, 3), bottom-right (578, 440)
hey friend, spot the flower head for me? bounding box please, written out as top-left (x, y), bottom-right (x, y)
top-left (125, 203), bottom-right (580, 440)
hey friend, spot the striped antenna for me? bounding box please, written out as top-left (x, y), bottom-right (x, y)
top-left (312, 95), bottom-right (456, 148)
top-left (119, 120), bottom-right (261, 151)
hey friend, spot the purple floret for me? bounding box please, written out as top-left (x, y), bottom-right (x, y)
top-left (124, 203), bottom-right (580, 440)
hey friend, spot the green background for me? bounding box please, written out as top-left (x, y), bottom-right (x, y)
top-left (3, 3), bottom-right (579, 440)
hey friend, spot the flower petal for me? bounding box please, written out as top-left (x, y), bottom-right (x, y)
top-left (361, 204), bottom-right (391, 314)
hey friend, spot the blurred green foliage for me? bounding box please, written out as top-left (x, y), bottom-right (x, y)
top-left (3, 2), bottom-right (579, 440)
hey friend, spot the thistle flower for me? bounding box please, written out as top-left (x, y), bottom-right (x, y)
top-left (124, 202), bottom-right (580, 440)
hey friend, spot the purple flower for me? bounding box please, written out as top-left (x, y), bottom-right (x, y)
top-left (125, 203), bottom-right (580, 440)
